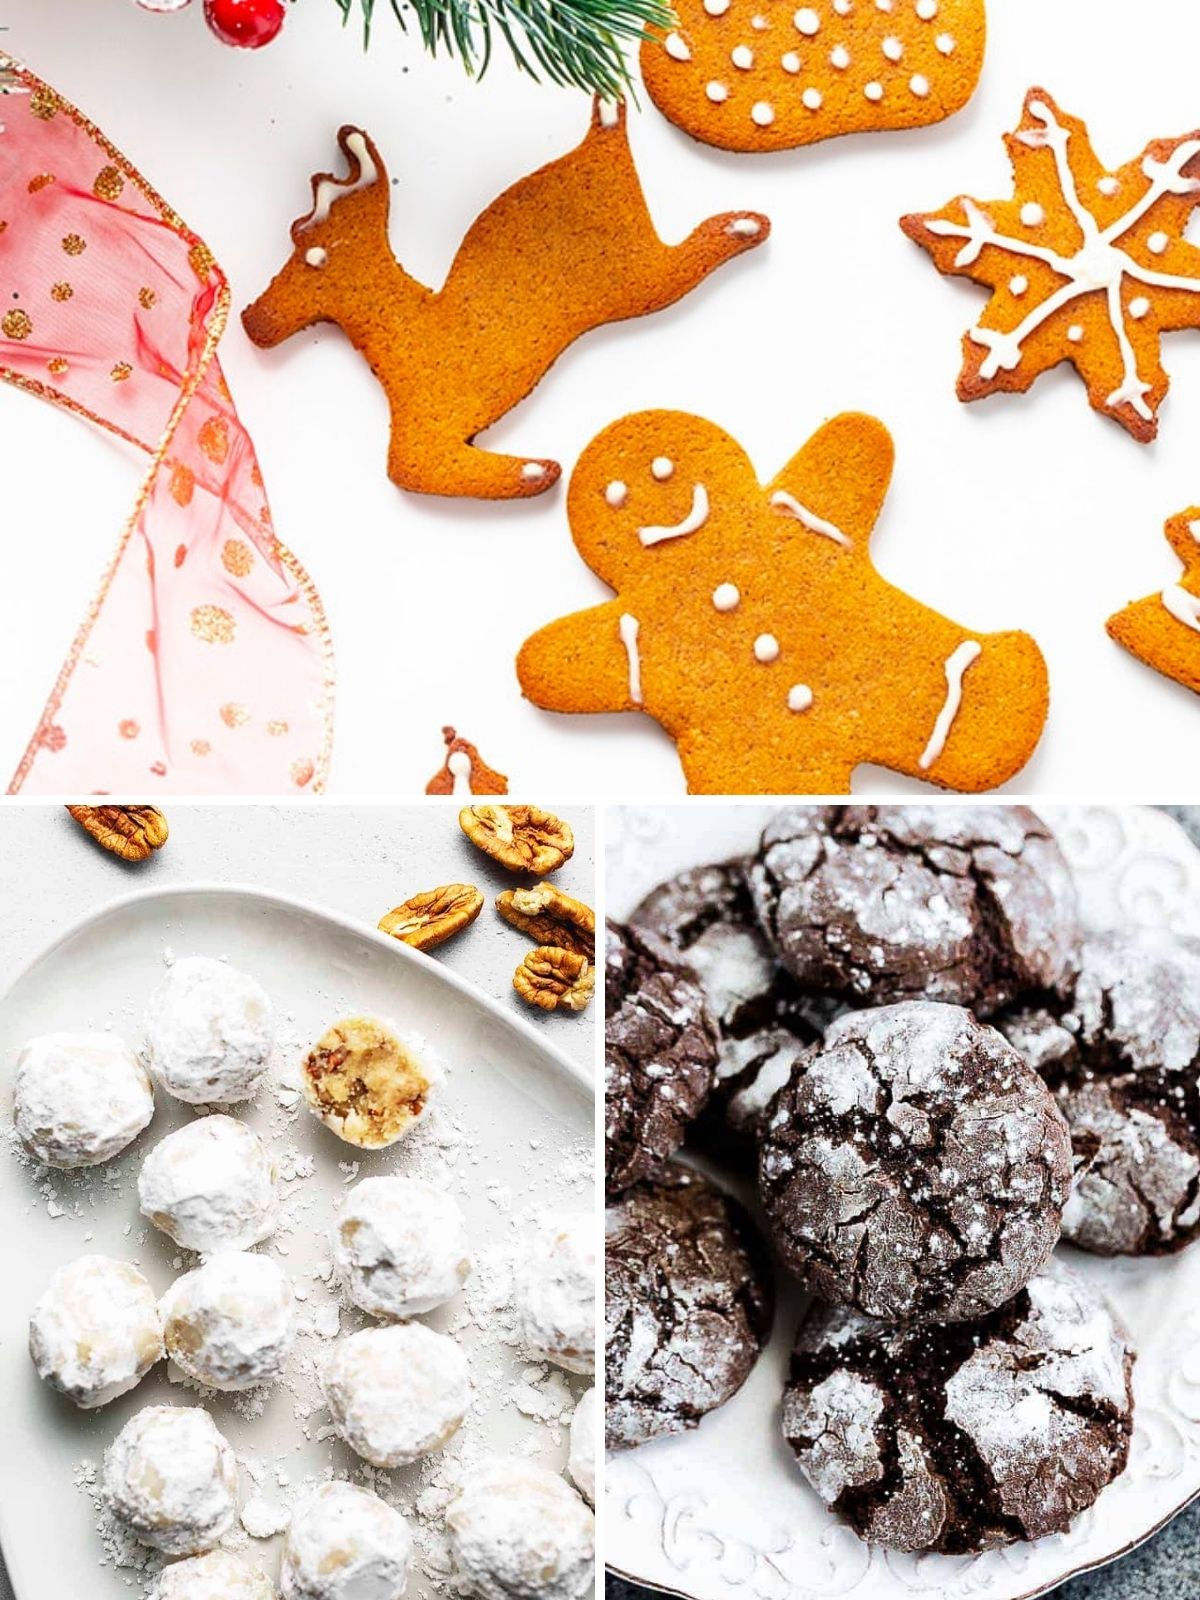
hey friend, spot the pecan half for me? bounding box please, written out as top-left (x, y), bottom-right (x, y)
top-left (378, 884), bottom-right (484, 951)
top-left (513, 946), bottom-right (595, 1012)
top-left (496, 885), bottom-right (595, 959)
top-left (459, 805), bottom-right (574, 876)
top-left (66, 805), bottom-right (169, 862)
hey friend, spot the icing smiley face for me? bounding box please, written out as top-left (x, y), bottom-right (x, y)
top-left (518, 410), bottom-right (1049, 795)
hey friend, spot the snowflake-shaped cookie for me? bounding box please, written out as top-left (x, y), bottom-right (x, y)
top-left (1108, 509), bottom-right (1200, 697)
top-left (903, 89), bottom-right (1200, 442)
top-left (517, 411), bottom-right (1049, 795)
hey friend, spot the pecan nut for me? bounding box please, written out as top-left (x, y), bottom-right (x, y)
top-left (512, 946), bottom-right (595, 1012)
top-left (66, 805), bottom-right (169, 862)
top-left (496, 885), bottom-right (595, 959)
top-left (459, 805), bottom-right (574, 876)
top-left (378, 884), bottom-right (484, 951)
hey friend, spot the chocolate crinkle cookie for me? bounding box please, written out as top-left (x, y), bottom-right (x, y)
top-left (758, 1003), bottom-right (1073, 1324)
top-left (1001, 932), bottom-right (1200, 1256)
top-left (782, 1261), bottom-right (1135, 1554)
top-left (605, 921), bottom-right (718, 1197)
top-left (748, 805), bottom-right (1079, 1016)
top-left (605, 1163), bottom-right (773, 1450)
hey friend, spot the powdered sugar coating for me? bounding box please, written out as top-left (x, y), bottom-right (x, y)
top-left (152, 1551), bottom-right (274, 1600)
top-left (160, 1251), bottom-right (295, 1391)
top-left (758, 1002), bottom-right (1073, 1323)
top-left (446, 1458), bottom-right (594, 1600)
top-left (13, 1031), bottom-right (154, 1169)
top-left (29, 1254), bottom-right (163, 1409)
top-left (104, 1405), bottom-right (238, 1555)
top-left (783, 1260), bottom-right (1135, 1553)
top-left (138, 1114), bottom-right (278, 1253)
top-left (321, 1323), bottom-right (469, 1467)
top-left (749, 805), bottom-right (1078, 1015)
top-left (516, 1212), bottom-right (595, 1374)
top-left (333, 1174), bottom-right (471, 1319)
top-left (568, 1386), bottom-right (596, 1504)
top-left (281, 1481), bottom-right (412, 1600)
top-left (145, 956), bottom-right (273, 1105)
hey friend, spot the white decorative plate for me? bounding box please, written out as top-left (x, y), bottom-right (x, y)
top-left (606, 804), bottom-right (1200, 1600)
top-left (0, 885), bottom-right (594, 1599)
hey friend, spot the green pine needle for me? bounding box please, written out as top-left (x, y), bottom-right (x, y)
top-left (334, 0), bottom-right (674, 99)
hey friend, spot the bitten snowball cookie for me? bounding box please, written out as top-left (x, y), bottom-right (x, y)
top-left (160, 1251), bottom-right (295, 1391)
top-left (104, 1405), bottom-right (238, 1555)
top-left (29, 1255), bottom-right (163, 1408)
top-left (138, 1114), bottom-right (278, 1253)
top-left (152, 1551), bottom-right (275, 1600)
top-left (302, 1015), bottom-right (439, 1149)
top-left (13, 1032), bottom-right (153, 1168)
top-left (145, 956), bottom-right (273, 1104)
top-left (321, 1324), bottom-right (469, 1467)
top-left (281, 1482), bottom-right (413, 1600)
top-left (516, 1213), bottom-right (595, 1375)
top-left (446, 1459), bottom-right (594, 1600)
top-left (333, 1175), bottom-right (471, 1319)
top-left (568, 1388), bottom-right (596, 1504)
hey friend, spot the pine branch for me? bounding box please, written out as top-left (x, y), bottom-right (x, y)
top-left (334, 0), bottom-right (673, 99)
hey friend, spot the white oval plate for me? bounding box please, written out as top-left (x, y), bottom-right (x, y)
top-left (606, 804), bottom-right (1200, 1600)
top-left (0, 884), bottom-right (594, 1599)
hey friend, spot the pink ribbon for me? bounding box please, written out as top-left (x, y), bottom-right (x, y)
top-left (0, 58), bottom-right (333, 793)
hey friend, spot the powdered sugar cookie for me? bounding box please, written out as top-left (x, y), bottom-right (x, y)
top-left (445, 1458), bottom-right (594, 1600)
top-left (104, 1406), bottom-right (238, 1555)
top-left (643, 0), bottom-right (986, 154)
top-left (1108, 508), bottom-right (1200, 695)
top-left (518, 410), bottom-right (1048, 794)
top-left (159, 1251), bottom-right (295, 1391)
top-left (138, 1114), bottom-right (278, 1253)
top-left (29, 1255), bottom-right (163, 1409)
top-left (902, 90), bottom-right (1200, 442)
top-left (332, 1174), bottom-right (471, 1319)
top-left (282, 1482), bottom-right (412, 1600)
top-left (321, 1323), bottom-right (469, 1467)
top-left (515, 1211), bottom-right (595, 1375)
top-left (13, 1031), bottom-right (153, 1169)
top-left (145, 955), bottom-right (272, 1105)
top-left (301, 1014), bottom-right (439, 1149)
top-left (152, 1552), bottom-right (274, 1600)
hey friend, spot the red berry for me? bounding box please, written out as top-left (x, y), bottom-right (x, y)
top-left (203, 0), bottom-right (285, 47)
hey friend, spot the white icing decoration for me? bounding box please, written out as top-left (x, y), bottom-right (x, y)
top-left (1010, 274), bottom-right (1029, 296)
top-left (732, 43), bottom-right (754, 67)
top-left (1020, 201), bottom-right (1045, 227)
top-left (305, 246), bottom-right (328, 269)
top-left (651, 456), bottom-right (674, 481)
top-left (803, 88), bottom-right (823, 110)
top-left (447, 749), bottom-right (472, 795)
top-left (754, 634), bottom-right (780, 663)
top-left (830, 45), bottom-right (851, 69)
top-left (781, 52), bottom-right (801, 73)
top-left (1162, 585), bottom-right (1200, 633)
top-left (752, 102), bottom-right (776, 127)
top-left (1068, 324), bottom-right (1085, 342)
top-left (787, 684), bottom-right (814, 712)
top-left (919, 641), bottom-right (982, 770)
top-left (925, 99), bottom-right (1200, 423)
top-left (865, 81), bottom-right (884, 102)
top-left (1098, 175), bottom-right (1120, 196)
top-left (771, 489), bottom-right (853, 547)
top-left (712, 583), bottom-right (740, 611)
top-left (605, 480), bottom-right (628, 508)
top-left (599, 99), bottom-right (621, 126)
top-left (300, 131), bottom-right (378, 230)
top-left (916, 0), bottom-right (937, 17)
top-left (704, 0), bottom-right (730, 14)
top-left (1130, 296), bottom-right (1151, 319)
top-left (751, 14), bottom-right (768, 29)
top-left (910, 74), bottom-right (930, 98)
top-left (619, 613), bottom-right (643, 703)
top-left (882, 35), bottom-right (903, 61)
top-left (727, 217), bottom-right (762, 236)
top-left (1149, 230), bottom-right (1170, 255)
top-left (521, 462), bottom-right (546, 480)
top-left (935, 31), bottom-right (955, 52)
top-left (794, 7), bottom-right (820, 33)
top-left (639, 484), bottom-right (710, 545)
top-left (665, 31), bottom-right (691, 59)
top-left (707, 80), bottom-right (729, 102)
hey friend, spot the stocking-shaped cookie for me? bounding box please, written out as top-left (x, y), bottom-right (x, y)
top-left (517, 412), bottom-right (1048, 794)
top-left (1107, 511), bottom-right (1200, 696)
top-left (426, 727), bottom-right (509, 795)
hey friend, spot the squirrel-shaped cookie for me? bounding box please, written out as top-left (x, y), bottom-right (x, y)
top-left (242, 103), bottom-right (769, 500)
top-left (517, 412), bottom-right (1049, 794)
top-left (1108, 510), bottom-right (1200, 696)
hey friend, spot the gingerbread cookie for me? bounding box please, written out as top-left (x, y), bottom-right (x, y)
top-left (517, 411), bottom-right (1049, 794)
top-left (642, 0), bottom-right (985, 155)
top-left (1108, 509), bottom-right (1200, 696)
top-left (902, 91), bottom-right (1200, 442)
top-left (242, 105), bottom-right (768, 500)
top-left (425, 727), bottom-right (509, 795)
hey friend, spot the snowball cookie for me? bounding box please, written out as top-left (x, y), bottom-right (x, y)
top-left (516, 1212), bottom-right (595, 1375)
top-left (567, 1387), bottom-right (595, 1505)
top-left (160, 1251), bottom-right (295, 1391)
top-left (13, 1031), bottom-right (154, 1168)
top-left (1001, 932), bottom-right (1200, 1255)
top-left (281, 1482), bottom-right (413, 1600)
top-left (302, 1014), bottom-right (439, 1149)
top-left (758, 1003), bottom-right (1073, 1325)
top-left (152, 1551), bottom-right (275, 1600)
top-left (446, 1458), bottom-right (594, 1600)
top-left (321, 1323), bottom-right (468, 1467)
top-left (145, 955), bottom-right (273, 1104)
top-left (333, 1174), bottom-right (470, 1319)
top-left (138, 1114), bottom-right (278, 1253)
top-left (782, 1261), bottom-right (1135, 1553)
top-left (104, 1405), bottom-right (238, 1555)
top-left (29, 1255), bottom-right (163, 1408)
top-left (748, 806), bottom-right (1079, 1016)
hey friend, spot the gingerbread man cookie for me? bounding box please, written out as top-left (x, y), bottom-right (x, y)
top-left (903, 91), bottom-right (1200, 442)
top-left (643, 0), bottom-right (985, 155)
top-left (1107, 510), bottom-right (1200, 697)
top-left (517, 412), bottom-right (1049, 794)
top-left (242, 103), bottom-right (769, 500)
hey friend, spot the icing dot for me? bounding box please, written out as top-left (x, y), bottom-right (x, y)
top-left (1148, 231), bottom-right (1169, 256)
top-left (909, 74), bottom-right (929, 96)
top-left (752, 10), bottom-right (769, 24)
top-left (1068, 324), bottom-right (1084, 343)
top-left (706, 80), bottom-right (729, 101)
top-left (1129, 296), bottom-right (1151, 319)
top-left (731, 43), bottom-right (755, 67)
top-left (605, 480), bottom-right (628, 508)
top-left (754, 634), bottom-right (780, 663)
top-left (1009, 275), bottom-right (1028, 296)
top-left (1097, 175), bottom-right (1120, 196)
top-left (704, 0), bottom-right (730, 14)
top-left (830, 44), bottom-right (851, 68)
top-left (712, 583), bottom-right (740, 612)
top-left (305, 247), bottom-right (328, 268)
top-left (521, 463), bottom-right (546, 480)
top-left (751, 101), bottom-right (776, 126)
top-left (864, 81), bottom-right (884, 101)
top-left (787, 684), bottom-right (814, 713)
top-left (803, 87), bottom-right (823, 110)
top-left (652, 457), bottom-right (674, 481)
top-left (935, 31), bottom-right (955, 51)
top-left (1020, 202), bottom-right (1045, 227)
top-left (793, 7), bottom-right (820, 32)
top-left (781, 51), bottom-right (801, 72)
top-left (882, 35), bottom-right (903, 60)
top-left (665, 30), bottom-right (691, 59)
top-left (833, 0), bottom-right (851, 11)
top-left (876, 0), bottom-right (893, 10)
top-left (916, 0), bottom-right (937, 16)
